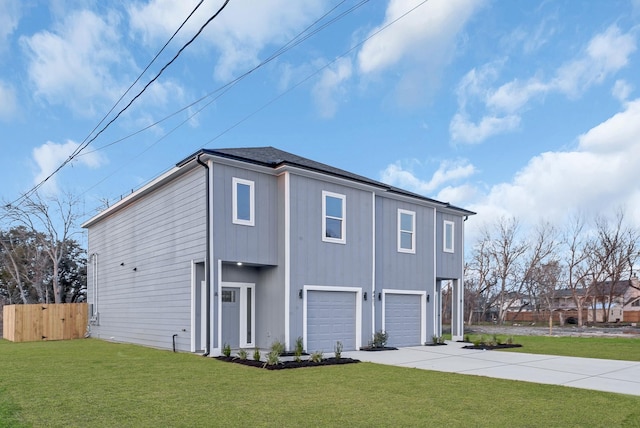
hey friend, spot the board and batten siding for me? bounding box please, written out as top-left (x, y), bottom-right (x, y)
top-left (86, 167), bottom-right (207, 351)
top-left (212, 163), bottom-right (278, 265)
top-left (287, 174), bottom-right (374, 343)
top-left (435, 211), bottom-right (464, 279)
top-left (374, 196), bottom-right (435, 290)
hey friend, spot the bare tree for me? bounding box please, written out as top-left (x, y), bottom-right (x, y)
top-left (589, 210), bottom-right (639, 322)
top-left (4, 192), bottom-right (81, 304)
top-left (465, 232), bottom-right (497, 324)
top-left (561, 214), bottom-right (592, 326)
top-left (487, 217), bottom-right (528, 324)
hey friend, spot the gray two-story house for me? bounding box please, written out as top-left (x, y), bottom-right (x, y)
top-left (82, 147), bottom-right (474, 354)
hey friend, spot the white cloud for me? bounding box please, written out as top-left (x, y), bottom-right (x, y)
top-left (358, 0), bottom-right (486, 74)
top-left (450, 25), bottom-right (637, 144)
top-left (552, 25), bottom-right (636, 97)
top-left (0, 0), bottom-right (20, 50)
top-left (381, 158), bottom-right (476, 195)
top-left (32, 140), bottom-right (106, 194)
top-left (464, 99), bottom-right (640, 236)
top-left (612, 80), bottom-right (633, 102)
top-left (449, 113), bottom-right (520, 144)
top-left (21, 9), bottom-right (128, 116)
top-left (312, 58), bottom-right (352, 118)
top-left (128, 0), bottom-right (328, 82)
top-left (356, 0), bottom-right (486, 106)
top-left (0, 80), bottom-right (18, 120)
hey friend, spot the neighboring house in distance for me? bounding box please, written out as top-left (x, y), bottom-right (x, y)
top-left (82, 147), bottom-right (475, 354)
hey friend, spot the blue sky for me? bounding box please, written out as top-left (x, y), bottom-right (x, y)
top-left (1, 0), bottom-right (640, 240)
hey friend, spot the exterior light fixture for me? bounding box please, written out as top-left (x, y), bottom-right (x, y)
top-left (298, 289), bottom-right (303, 299)
top-left (363, 292), bottom-right (367, 301)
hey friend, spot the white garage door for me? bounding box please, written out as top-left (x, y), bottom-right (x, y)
top-left (307, 290), bottom-right (357, 352)
top-left (385, 293), bottom-right (422, 347)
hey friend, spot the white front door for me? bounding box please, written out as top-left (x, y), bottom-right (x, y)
top-left (221, 282), bottom-right (255, 349)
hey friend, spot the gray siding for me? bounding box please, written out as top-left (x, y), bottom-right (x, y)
top-left (435, 212), bottom-right (464, 279)
top-left (86, 167), bottom-right (207, 351)
top-left (374, 197), bottom-right (435, 290)
top-left (288, 175), bottom-right (374, 345)
top-left (212, 163), bottom-right (278, 265)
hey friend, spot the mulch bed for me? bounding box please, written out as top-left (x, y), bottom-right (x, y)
top-left (359, 346), bottom-right (398, 351)
top-left (462, 344), bottom-right (523, 350)
top-left (215, 356), bottom-right (360, 370)
top-left (424, 342), bottom-right (448, 346)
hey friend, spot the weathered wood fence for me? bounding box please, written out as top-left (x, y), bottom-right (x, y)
top-left (2, 303), bottom-right (87, 342)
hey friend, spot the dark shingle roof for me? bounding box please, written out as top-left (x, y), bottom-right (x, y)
top-left (178, 146), bottom-right (475, 215)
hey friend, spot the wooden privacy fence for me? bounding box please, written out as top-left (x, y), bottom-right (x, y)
top-left (2, 303), bottom-right (87, 342)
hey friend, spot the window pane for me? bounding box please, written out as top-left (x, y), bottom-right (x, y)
top-left (236, 183), bottom-right (251, 221)
top-left (326, 218), bottom-right (342, 239)
top-left (445, 223), bottom-right (453, 250)
top-left (400, 212), bottom-right (413, 231)
top-left (325, 196), bottom-right (343, 218)
top-left (400, 231), bottom-right (413, 249)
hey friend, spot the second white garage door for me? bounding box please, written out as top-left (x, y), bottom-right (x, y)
top-left (384, 293), bottom-right (423, 347)
top-left (306, 290), bottom-right (357, 352)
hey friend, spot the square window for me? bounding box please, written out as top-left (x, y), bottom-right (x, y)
top-left (322, 191), bottom-right (345, 244)
top-left (233, 178), bottom-right (254, 226)
top-left (444, 220), bottom-right (455, 253)
top-left (398, 209), bottom-right (415, 253)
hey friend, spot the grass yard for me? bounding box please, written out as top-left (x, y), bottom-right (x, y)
top-left (1, 339), bottom-right (640, 427)
top-left (465, 333), bottom-right (640, 361)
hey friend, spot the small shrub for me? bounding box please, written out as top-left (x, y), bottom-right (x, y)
top-left (270, 340), bottom-right (285, 356)
top-left (237, 349), bottom-right (247, 360)
top-left (438, 336), bottom-right (446, 344)
top-left (506, 336), bottom-right (514, 345)
top-left (432, 335), bottom-right (439, 345)
top-left (294, 336), bottom-right (304, 362)
top-left (472, 337), bottom-right (482, 347)
top-left (310, 351), bottom-right (323, 363)
top-left (334, 341), bottom-right (343, 359)
top-left (495, 335), bottom-right (503, 345)
top-left (222, 343), bottom-right (231, 357)
top-left (372, 330), bottom-right (388, 348)
top-left (463, 334), bottom-right (470, 343)
top-left (253, 348), bottom-right (261, 361)
top-left (265, 350), bottom-right (280, 366)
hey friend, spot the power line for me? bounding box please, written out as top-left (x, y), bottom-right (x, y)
top-left (14, 0), bottom-right (230, 205)
top-left (81, 0), bottom-right (431, 204)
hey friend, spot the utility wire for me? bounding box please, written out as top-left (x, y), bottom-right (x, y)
top-left (81, 0), bottom-right (359, 157)
top-left (81, 0), bottom-right (430, 203)
top-left (14, 0), bottom-right (230, 206)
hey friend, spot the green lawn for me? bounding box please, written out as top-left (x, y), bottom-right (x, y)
top-left (464, 333), bottom-right (640, 361)
top-left (1, 339), bottom-right (639, 427)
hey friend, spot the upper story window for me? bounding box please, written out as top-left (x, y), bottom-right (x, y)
top-left (397, 209), bottom-right (416, 253)
top-left (322, 191), bottom-right (346, 244)
top-left (233, 177), bottom-right (254, 226)
top-left (632, 299), bottom-right (640, 307)
top-left (443, 220), bottom-right (454, 253)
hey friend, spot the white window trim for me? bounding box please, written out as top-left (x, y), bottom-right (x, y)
top-left (322, 190), bottom-right (346, 244)
top-left (397, 209), bottom-right (416, 254)
top-left (232, 177), bottom-right (254, 226)
top-left (444, 220), bottom-right (455, 253)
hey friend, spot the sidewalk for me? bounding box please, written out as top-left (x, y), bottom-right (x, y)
top-left (345, 341), bottom-right (640, 396)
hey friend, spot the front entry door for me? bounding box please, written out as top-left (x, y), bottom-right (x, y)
top-left (221, 283), bottom-right (255, 349)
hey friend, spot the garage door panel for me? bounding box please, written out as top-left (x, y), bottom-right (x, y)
top-left (385, 293), bottom-right (422, 347)
top-left (307, 291), bottom-right (357, 352)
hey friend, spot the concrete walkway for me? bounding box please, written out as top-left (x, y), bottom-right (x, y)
top-left (344, 341), bottom-right (640, 396)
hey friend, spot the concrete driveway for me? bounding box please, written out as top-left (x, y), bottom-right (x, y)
top-left (345, 341), bottom-right (640, 396)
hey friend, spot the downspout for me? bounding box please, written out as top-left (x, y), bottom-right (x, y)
top-left (196, 154), bottom-right (212, 356)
